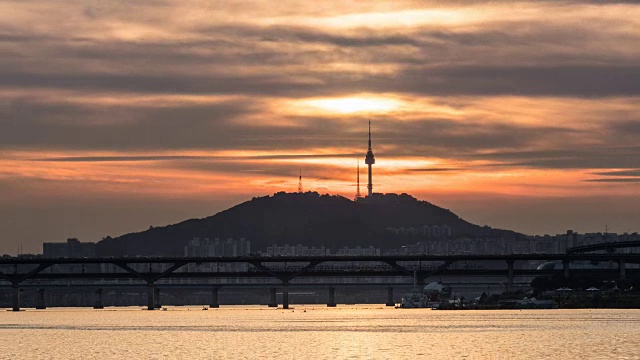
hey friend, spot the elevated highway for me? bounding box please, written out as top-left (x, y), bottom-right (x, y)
top-left (567, 240), bottom-right (640, 254)
top-left (1, 253), bottom-right (637, 310)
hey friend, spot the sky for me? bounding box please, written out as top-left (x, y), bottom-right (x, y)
top-left (1, 0), bottom-right (640, 254)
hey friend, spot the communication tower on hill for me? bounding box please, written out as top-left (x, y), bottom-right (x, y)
top-left (298, 169), bottom-right (303, 193)
top-left (364, 120), bottom-right (376, 196)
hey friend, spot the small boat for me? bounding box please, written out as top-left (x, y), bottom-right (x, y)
top-left (399, 281), bottom-right (450, 309)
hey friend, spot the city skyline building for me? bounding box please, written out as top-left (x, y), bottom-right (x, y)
top-left (364, 120), bottom-right (375, 196)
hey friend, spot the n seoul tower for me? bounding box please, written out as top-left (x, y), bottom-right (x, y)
top-left (364, 120), bottom-right (375, 196)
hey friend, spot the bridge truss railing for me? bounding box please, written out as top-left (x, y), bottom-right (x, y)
top-left (1, 253), bottom-right (638, 310)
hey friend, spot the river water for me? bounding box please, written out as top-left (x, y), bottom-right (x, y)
top-left (0, 306), bottom-right (638, 359)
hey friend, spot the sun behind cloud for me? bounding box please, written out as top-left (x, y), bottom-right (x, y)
top-left (301, 96), bottom-right (401, 114)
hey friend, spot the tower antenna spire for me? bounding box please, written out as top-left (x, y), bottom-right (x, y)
top-left (368, 118), bottom-right (372, 150)
top-left (298, 168), bottom-right (303, 193)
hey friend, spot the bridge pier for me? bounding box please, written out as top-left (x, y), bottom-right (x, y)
top-left (268, 288), bottom-right (277, 307)
top-left (563, 259), bottom-right (570, 279)
top-left (386, 287), bottom-right (394, 306)
top-left (327, 287), bottom-right (336, 307)
top-left (36, 289), bottom-right (46, 309)
top-left (12, 285), bottom-right (20, 311)
top-left (93, 289), bottom-right (104, 309)
top-left (506, 260), bottom-right (514, 293)
top-left (282, 285), bottom-right (289, 309)
top-left (154, 287), bottom-right (161, 309)
top-left (619, 259), bottom-right (626, 280)
top-left (210, 288), bottom-right (219, 308)
top-left (147, 284), bottom-right (155, 310)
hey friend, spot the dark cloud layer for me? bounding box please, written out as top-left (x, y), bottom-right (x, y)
top-left (467, 147), bottom-right (640, 170)
top-left (2, 96), bottom-right (639, 171)
top-left (584, 178), bottom-right (640, 183)
top-left (3, 65), bottom-right (640, 98)
top-left (32, 153), bottom-right (357, 162)
top-left (3, 11), bottom-right (640, 99)
top-left (393, 65), bottom-right (640, 97)
top-left (592, 169), bottom-right (640, 177)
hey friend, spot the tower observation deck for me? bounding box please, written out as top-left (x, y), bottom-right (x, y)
top-left (364, 121), bottom-right (375, 196)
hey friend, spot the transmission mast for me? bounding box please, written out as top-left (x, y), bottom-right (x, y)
top-left (355, 161), bottom-right (362, 200)
top-left (298, 169), bottom-right (303, 193)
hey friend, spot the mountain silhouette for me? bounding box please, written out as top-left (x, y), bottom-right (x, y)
top-left (96, 192), bottom-right (522, 256)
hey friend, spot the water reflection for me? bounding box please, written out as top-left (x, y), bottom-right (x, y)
top-left (0, 306), bottom-right (639, 359)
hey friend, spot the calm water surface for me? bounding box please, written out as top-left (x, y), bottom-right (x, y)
top-left (0, 306), bottom-right (639, 359)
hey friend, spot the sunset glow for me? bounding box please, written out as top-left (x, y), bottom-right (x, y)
top-left (1, 0), bottom-right (639, 253)
top-left (301, 96), bottom-right (402, 114)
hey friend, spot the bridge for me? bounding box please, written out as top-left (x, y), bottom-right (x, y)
top-left (567, 240), bottom-right (640, 254)
top-left (2, 253), bottom-right (637, 311)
